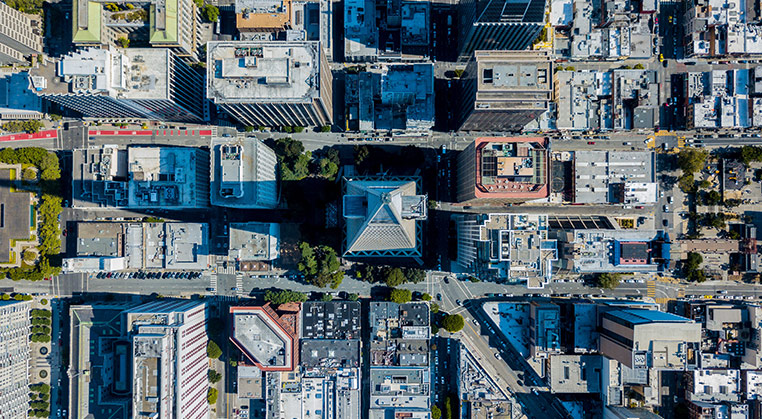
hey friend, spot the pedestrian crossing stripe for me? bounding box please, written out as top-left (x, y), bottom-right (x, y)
top-left (647, 280), bottom-right (656, 298)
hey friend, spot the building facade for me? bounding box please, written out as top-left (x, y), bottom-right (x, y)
top-left (206, 41), bottom-right (333, 127)
top-left (0, 300), bottom-right (31, 419)
top-left (0, 2), bottom-right (42, 65)
top-left (459, 50), bottom-right (553, 132)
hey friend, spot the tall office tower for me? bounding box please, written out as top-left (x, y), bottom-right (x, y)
top-left (72, 0), bottom-right (200, 58)
top-left (123, 300), bottom-right (209, 419)
top-left (211, 137), bottom-right (279, 208)
top-left (0, 2), bottom-right (43, 64)
top-left (458, 50), bottom-right (553, 132)
top-left (457, 0), bottom-right (547, 61)
top-left (31, 48), bottom-right (205, 122)
top-left (0, 300), bottom-right (31, 419)
top-left (206, 41), bottom-right (333, 127)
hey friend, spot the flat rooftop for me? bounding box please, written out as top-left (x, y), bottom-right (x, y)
top-left (207, 41), bottom-right (322, 103)
top-left (302, 301), bottom-right (361, 340)
top-left (231, 306), bottom-right (295, 371)
top-left (473, 137), bottom-right (549, 199)
top-left (228, 222), bottom-right (280, 261)
top-left (300, 339), bottom-right (360, 368)
top-left (211, 137), bottom-right (278, 208)
top-left (127, 146), bottom-right (208, 208)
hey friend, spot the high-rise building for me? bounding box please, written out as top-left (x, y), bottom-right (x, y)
top-left (456, 137), bottom-right (550, 204)
top-left (72, 0), bottom-right (200, 57)
top-left (342, 175), bottom-right (427, 259)
top-left (0, 2), bottom-right (42, 65)
top-left (345, 63), bottom-right (434, 132)
top-left (31, 48), bottom-right (205, 122)
top-left (457, 0), bottom-right (547, 61)
top-left (123, 300), bottom-right (209, 419)
top-left (458, 50), bottom-right (553, 132)
top-left (206, 41), bottom-right (333, 127)
top-left (211, 137), bottom-right (279, 208)
top-left (0, 300), bottom-right (30, 419)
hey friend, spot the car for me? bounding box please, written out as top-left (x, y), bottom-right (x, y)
top-left (663, 205), bottom-right (670, 212)
top-left (663, 219), bottom-right (669, 227)
top-left (494, 352), bottom-right (501, 359)
top-left (587, 141), bottom-right (595, 145)
top-left (660, 191), bottom-right (665, 198)
top-left (206, 287), bottom-right (215, 292)
top-left (659, 53), bottom-right (664, 62)
top-left (472, 318), bottom-right (478, 325)
top-left (437, 293), bottom-right (442, 301)
top-left (635, 205), bottom-right (644, 209)
top-left (719, 290), bottom-right (728, 294)
top-left (456, 299), bottom-right (462, 305)
top-left (668, 196), bottom-right (674, 204)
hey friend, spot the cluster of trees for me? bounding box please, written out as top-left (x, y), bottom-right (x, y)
top-left (677, 148), bottom-right (709, 193)
top-left (684, 252), bottom-right (706, 283)
top-left (1, 293), bottom-right (33, 301)
top-left (29, 309), bottom-right (51, 343)
top-left (0, 148), bottom-right (59, 182)
top-left (28, 383), bottom-right (50, 417)
top-left (297, 242), bottom-right (343, 288)
top-left (441, 314), bottom-right (464, 333)
top-left (740, 145), bottom-right (762, 165)
top-left (356, 264), bottom-right (426, 287)
top-left (2, 0), bottom-right (42, 14)
top-left (201, 3), bottom-right (220, 22)
top-left (1, 121), bottom-right (43, 134)
top-left (700, 212), bottom-right (728, 230)
top-left (699, 190), bottom-right (723, 206)
top-left (389, 288), bottom-right (412, 304)
top-left (116, 37), bottom-right (130, 48)
top-left (264, 289), bottom-right (308, 304)
top-left (272, 138), bottom-right (311, 181)
top-left (597, 272), bottom-right (622, 289)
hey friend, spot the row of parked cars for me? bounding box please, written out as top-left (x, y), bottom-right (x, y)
top-left (95, 271), bottom-right (202, 279)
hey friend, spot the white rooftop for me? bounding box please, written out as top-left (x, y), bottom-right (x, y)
top-left (206, 41), bottom-right (322, 103)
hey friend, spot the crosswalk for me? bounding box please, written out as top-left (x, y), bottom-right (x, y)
top-left (235, 274), bottom-right (243, 297)
top-left (647, 280), bottom-right (656, 298)
top-left (209, 274), bottom-right (218, 293)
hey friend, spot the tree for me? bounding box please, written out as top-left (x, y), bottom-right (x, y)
top-left (633, 63), bottom-right (646, 69)
top-left (703, 190), bottom-right (722, 206)
top-left (421, 293), bottom-right (432, 301)
top-left (432, 405), bottom-right (442, 419)
top-left (264, 289), bottom-right (308, 304)
top-left (317, 158), bottom-right (338, 179)
top-left (597, 272), bottom-right (622, 289)
top-left (320, 125), bottom-right (331, 132)
top-left (320, 293), bottom-right (333, 302)
top-left (23, 168), bottom-right (36, 181)
top-left (442, 314), bottom-right (465, 333)
top-left (202, 3), bottom-right (219, 22)
top-left (403, 268), bottom-right (426, 284)
top-left (699, 179), bottom-right (712, 189)
top-left (678, 148), bottom-right (709, 174)
top-left (684, 252), bottom-right (706, 283)
top-left (244, 126), bottom-right (255, 132)
top-left (347, 293), bottom-right (359, 301)
top-left (430, 303), bottom-right (439, 313)
top-left (453, 69), bottom-right (464, 78)
top-left (678, 173), bottom-right (696, 194)
top-left (207, 340), bottom-right (222, 359)
top-left (116, 37), bottom-right (130, 48)
top-left (741, 146), bottom-right (762, 165)
top-left (297, 242), bottom-right (318, 276)
top-left (293, 126), bottom-right (305, 133)
top-left (384, 267), bottom-right (406, 287)
top-left (354, 145), bottom-right (370, 165)
top-left (298, 243), bottom-right (343, 288)
top-left (431, 324), bottom-right (439, 335)
top-left (208, 370), bottom-right (222, 384)
top-left (207, 387), bottom-right (218, 405)
top-left (729, 230), bottom-right (741, 240)
top-left (389, 288), bottom-right (412, 304)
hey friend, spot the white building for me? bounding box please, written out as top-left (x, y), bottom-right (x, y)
top-left (124, 300), bottom-right (209, 419)
top-left (0, 300), bottom-right (30, 419)
top-left (206, 41), bottom-right (333, 127)
top-left (32, 48), bottom-right (205, 122)
top-left (0, 2), bottom-right (42, 65)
